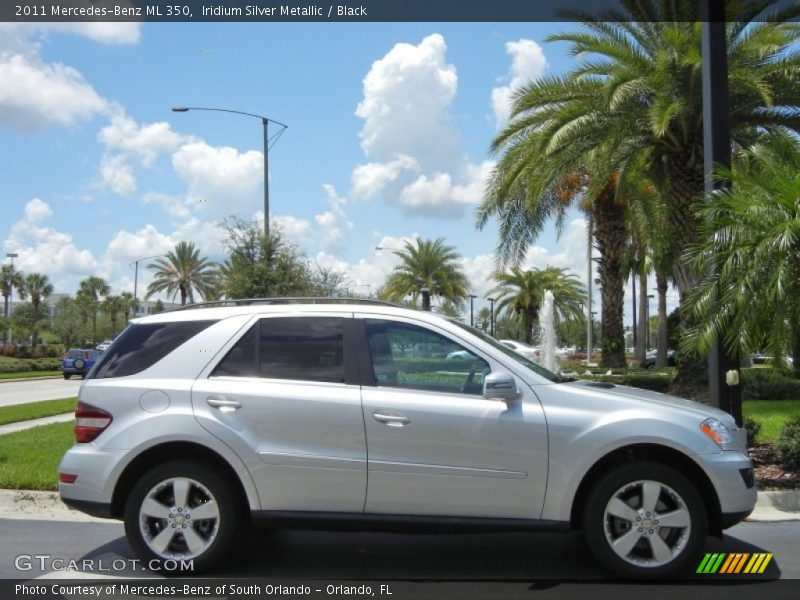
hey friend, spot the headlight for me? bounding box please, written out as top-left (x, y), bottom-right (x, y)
top-left (700, 418), bottom-right (736, 450)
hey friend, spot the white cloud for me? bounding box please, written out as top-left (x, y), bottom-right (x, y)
top-left (491, 39), bottom-right (547, 127)
top-left (397, 160), bottom-right (494, 218)
top-left (3, 199), bottom-right (98, 288)
top-left (36, 23), bottom-right (141, 45)
top-left (100, 154), bottom-right (137, 196)
top-left (0, 52), bottom-right (108, 131)
top-left (356, 33), bottom-right (460, 171)
top-left (313, 185), bottom-right (353, 255)
top-left (272, 214), bottom-right (314, 247)
top-left (351, 154), bottom-right (419, 200)
top-left (99, 112), bottom-right (192, 166)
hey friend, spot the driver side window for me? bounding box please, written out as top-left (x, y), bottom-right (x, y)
top-left (365, 319), bottom-right (490, 396)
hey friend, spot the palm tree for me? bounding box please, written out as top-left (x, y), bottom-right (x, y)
top-left (0, 263), bottom-right (23, 343)
top-left (684, 133), bottom-right (800, 375)
top-left (78, 276), bottom-right (111, 347)
top-left (146, 241), bottom-right (218, 306)
top-left (102, 295), bottom-right (131, 336)
top-left (380, 238), bottom-right (469, 311)
top-left (17, 273), bottom-right (53, 349)
top-left (479, 1), bottom-right (800, 387)
top-left (489, 267), bottom-right (586, 345)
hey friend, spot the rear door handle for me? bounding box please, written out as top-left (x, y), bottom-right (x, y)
top-left (206, 395), bottom-right (242, 411)
top-left (373, 412), bottom-right (410, 427)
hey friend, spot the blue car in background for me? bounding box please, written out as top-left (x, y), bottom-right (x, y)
top-left (61, 349), bottom-right (102, 379)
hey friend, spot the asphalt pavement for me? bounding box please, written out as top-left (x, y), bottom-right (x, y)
top-left (0, 378), bottom-right (80, 407)
top-left (0, 518), bottom-right (797, 580)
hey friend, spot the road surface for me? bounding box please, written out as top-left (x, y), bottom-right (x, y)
top-left (0, 378), bottom-right (81, 408)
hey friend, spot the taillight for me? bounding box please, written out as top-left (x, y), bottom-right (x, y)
top-left (74, 402), bottom-right (113, 443)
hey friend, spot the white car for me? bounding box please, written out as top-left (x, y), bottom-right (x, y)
top-left (95, 339), bottom-right (115, 352)
top-left (499, 339), bottom-right (540, 361)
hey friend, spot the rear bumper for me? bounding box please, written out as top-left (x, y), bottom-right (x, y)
top-left (61, 497), bottom-right (114, 519)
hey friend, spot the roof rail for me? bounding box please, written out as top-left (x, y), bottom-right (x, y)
top-left (165, 297), bottom-right (401, 312)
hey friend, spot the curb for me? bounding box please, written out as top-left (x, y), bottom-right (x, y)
top-left (0, 412), bottom-right (74, 436)
top-left (749, 490), bottom-right (800, 521)
top-left (0, 375), bottom-right (63, 383)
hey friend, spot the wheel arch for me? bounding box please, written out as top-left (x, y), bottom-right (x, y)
top-left (569, 443), bottom-right (723, 537)
top-left (110, 441), bottom-right (251, 519)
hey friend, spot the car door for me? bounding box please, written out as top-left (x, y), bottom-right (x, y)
top-left (191, 313), bottom-right (367, 512)
top-left (357, 315), bottom-right (548, 520)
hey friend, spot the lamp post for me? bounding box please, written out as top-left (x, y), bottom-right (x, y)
top-left (586, 215), bottom-right (593, 366)
top-left (469, 294), bottom-right (477, 326)
top-left (130, 254), bottom-right (166, 319)
top-left (5, 253), bottom-right (18, 344)
top-left (172, 106), bottom-right (287, 238)
top-left (488, 298), bottom-right (496, 337)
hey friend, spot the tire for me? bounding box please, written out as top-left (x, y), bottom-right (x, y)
top-left (124, 460), bottom-right (242, 574)
top-left (583, 461), bottom-right (707, 579)
top-left (63, 373), bottom-right (71, 379)
top-left (73, 358), bottom-right (86, 370)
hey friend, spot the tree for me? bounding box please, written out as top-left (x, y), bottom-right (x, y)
top-left (434, 299), bottom-right (463, 320)
top-left (0, 263), bottom-right (23, 343)
top-left (146, 241), bottom-right (217, 306)
top-left (217, 218), bottom-right (317, 299)
top-left (489, 267), bottom-right (586, 345)
top-left (18, 273), bottom-right (53, 348)
top-left (479, 1), bottom-right (800, 388)
top-left (310, 264), bottom-right (352, 297)
top-left (78, 276), bottom-right (110, 347)
top-left (102, 295), bottom-right (131, 337)
top-left (380, 238), bottom-right (469, 311)
top-left (684, 133), bottom-right (800, 376)
top-left (475, 307), bottom-right (492, 333)
top-left (52, 297), bottom-right (84, 348)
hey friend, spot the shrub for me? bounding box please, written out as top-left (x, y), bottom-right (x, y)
top-left (741, 369), bottom-right (800, 401)
top-left (776, 416), bottom-right (800, 470)
top-left (743, 417), bottom-right (761, 446)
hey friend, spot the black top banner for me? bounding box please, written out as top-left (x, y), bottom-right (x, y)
top-left (3, 0), bottom-right (799, 23)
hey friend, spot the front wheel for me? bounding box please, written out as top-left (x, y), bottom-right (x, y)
top-left (583, 461), bottom-right (707, 578)
top-left (124, 460), bottom-right (242, 574)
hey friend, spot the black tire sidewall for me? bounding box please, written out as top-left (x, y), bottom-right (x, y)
top-left (124, 460), bottom-right (242, 574)
top-left (583, 461), bottom-right (708, 579)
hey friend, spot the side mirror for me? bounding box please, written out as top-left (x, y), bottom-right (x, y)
top-left (483, 371), bottom-right (520, 402)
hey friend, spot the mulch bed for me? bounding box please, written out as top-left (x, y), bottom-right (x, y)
top-left (749, 443), bottom-right (800, 490)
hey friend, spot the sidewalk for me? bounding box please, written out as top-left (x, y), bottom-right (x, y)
top-left (0, 412), bottom-right (74, 436)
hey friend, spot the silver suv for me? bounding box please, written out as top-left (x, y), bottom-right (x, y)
top-left (58, 299), bottom-right (756, 578)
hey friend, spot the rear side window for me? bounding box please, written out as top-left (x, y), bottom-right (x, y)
top-left (212, 317), bottom-right (345, 383)
top-left (90, 320), bottom-right (218, 379)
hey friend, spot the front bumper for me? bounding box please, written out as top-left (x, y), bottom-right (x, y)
top-left (701, 450), bottom-right (757, 524)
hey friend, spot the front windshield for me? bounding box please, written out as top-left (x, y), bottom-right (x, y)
top-left (449, 319), bottom-right (568, 383)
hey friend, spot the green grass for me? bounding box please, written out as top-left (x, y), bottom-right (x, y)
top-left (0, 371), bottom-right (61, 380)
top-left (0, 398), bottom-right (77, 426)
top-left (0, 421), bottom-right (75, 490)
top-left (743, 400), bottom-right (800, 443)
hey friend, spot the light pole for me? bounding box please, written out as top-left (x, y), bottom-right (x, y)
top-left (130, 254), bottom-right (165, 319)
top-left (469, 294), bottom-right (477, 326)
top-left (586, 214), bottom-right (593, 366)
top-left (172, 106), bottom-right (287, 237)
top-left (5, 253), bottom-right (18, 344)
top-left (488, 298), bottom-right (496, 337)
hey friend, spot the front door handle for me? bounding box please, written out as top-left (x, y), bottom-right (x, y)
top-left (373, 412), bottom-right (410, 427)
top-left (207, 395), bottom-right (242, 411)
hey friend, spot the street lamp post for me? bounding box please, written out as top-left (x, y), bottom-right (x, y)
top-left (488, 298), bottom-right (496, 337)
top-left (5, 253), bottom-right (18, 344)
top-left (172, 107), bottom-right (287, 238)
top-left (469, 294), bottom-right (477, 326)
top-left (130, 254), bottom-right (166, 319)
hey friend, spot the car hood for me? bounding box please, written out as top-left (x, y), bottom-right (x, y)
top-left (561, 380), bottom-right (738, 429)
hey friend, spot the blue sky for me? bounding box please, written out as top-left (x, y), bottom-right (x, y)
top-left (1, 21), bottom-right (665, 318)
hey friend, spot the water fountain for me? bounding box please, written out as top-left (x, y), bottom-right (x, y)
top-left (539, 289), bottom-right (558, 372)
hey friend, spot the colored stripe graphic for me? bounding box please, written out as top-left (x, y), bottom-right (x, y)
top-left (697, 552), bottom-right (773, 574)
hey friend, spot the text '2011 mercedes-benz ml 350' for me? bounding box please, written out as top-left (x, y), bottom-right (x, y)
top-left (58, 299), bottom-right (756, 578)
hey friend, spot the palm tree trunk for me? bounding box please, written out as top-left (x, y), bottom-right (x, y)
top-left (523, 310), bottom-right (534, 345)
top-left (32, 301), bottom-right (39, 350)
top-left (2, 294), bottom-right (8, 344)
top-left (636, 271), bottom-right (648, 366)
top-left (665, 155), bottom-right (707, 398)
top-left (593, 191), bottom-right (627, 368)
top-left (92, 310), bottom-right (97, 347)
top-left (655, 271), bottom-right (669, 368)
top-left (421, 290), bottom-right (431, 312)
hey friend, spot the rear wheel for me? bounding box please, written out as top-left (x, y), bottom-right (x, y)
top-left (63, 373), bottom-right (71, 379)
top-left (583, 461), bottom-right (707, 578)
top-left (124, 460), bottom-right (242, 574)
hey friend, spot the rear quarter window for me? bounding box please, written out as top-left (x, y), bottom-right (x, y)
top-left (89, 320), bottom-right (218, 379)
